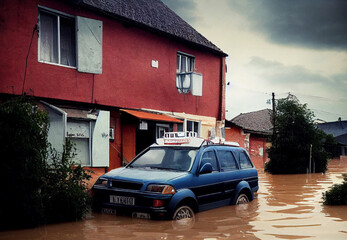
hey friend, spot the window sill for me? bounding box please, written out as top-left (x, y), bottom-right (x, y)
top-left (38, 60), bottom-right (77, 70)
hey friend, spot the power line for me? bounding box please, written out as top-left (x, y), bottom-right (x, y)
top-left (290, 92), bottom-right (347, 104)
top-left (310, 108), bottom-right (347, 118)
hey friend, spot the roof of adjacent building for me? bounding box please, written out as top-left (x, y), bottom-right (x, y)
top-left (317, 120), bottom-right (347, 137)
top-left (75, 0), bottom-right (227, 56)
top-left (228, 109), bottom-right (273, 135)
top-left (317, 120), bottom-right (347, 145)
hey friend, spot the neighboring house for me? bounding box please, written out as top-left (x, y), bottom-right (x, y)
top-left (317, 119), bottom-right (347, 158)
top-left (225, 109), bottom-right (273, 168)
top-left (0, 0), bottom-right (227, 174)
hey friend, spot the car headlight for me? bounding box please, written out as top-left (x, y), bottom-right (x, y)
top-left (146, 184), bottom-right (176, 194)
top-left (94, 177), bottom-right (108, 187)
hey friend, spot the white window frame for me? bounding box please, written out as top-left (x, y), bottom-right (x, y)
top-left (156, 123), bottom-right (170, 139)
top-left (176, 52), bottom-right (195, 94)
top-left (66, 119), bottom-right (93, 166)
top-left (177, 51), bottom-right (195, 74)
top-left (38, 6), bottom-right (76, 69)
top-left (186, 120), bottom-right (201, 137)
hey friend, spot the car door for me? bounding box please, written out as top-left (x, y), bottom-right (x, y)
top-left (190, 150), bottom-right (223, 206)
top-left (218, 150), bottom-right (242, 200)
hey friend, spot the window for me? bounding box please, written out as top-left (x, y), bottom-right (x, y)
top-left (239, 151), bottom-right (253, 169)
top-left (218, 151), bottom-right (238, 171)
top-left (200, 151), bottom-right (219, 172)
top-left (187, 120), bottom-right (200, 136)
top-left (156, 123), bottom-right (170, 139)
top-left (176, 52), bottom-right (195, 94)
top-left (39, 9), bottom-right (76, 67)
top-left (38, 7), bottom-right (103, 73)
top-left (43, 102), bottom-right (110, 167)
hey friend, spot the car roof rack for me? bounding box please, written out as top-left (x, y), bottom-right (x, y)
top-left (156, 131), bottom-right (212, 147)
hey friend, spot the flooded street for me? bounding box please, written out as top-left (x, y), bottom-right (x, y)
top-left (1, 159), bottom-right (346, 240)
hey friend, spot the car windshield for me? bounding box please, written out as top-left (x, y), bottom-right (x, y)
top-left (128, 147), bottom-right (198, 171)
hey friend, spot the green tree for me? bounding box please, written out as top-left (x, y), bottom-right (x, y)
top-left (0, 97), bottom-right (49, 229)
top-left (265, 94), bottom-right (329, 174)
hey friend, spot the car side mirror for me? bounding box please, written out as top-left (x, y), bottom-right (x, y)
top-left (199, 163), bottom-right (213, 174)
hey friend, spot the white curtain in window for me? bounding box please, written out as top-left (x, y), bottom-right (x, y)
top-left (40, 12), bottom-right (58, 63)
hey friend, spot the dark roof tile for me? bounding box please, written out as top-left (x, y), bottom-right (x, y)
top-left (229, 109), bottom-right (273, 135)
top-left (78, 0), bottom-right (226, 56)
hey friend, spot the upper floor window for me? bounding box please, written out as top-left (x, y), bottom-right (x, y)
top-left (39, 9), bottom-right (76, 67)
top-left (176, 52), bottom-right (195, 94)
top-left (38, 6), bottom-right (103, 74)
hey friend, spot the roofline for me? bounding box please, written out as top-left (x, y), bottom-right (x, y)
top-left (71, 1), bottom-right (228, 57)
top-left (226, 121), bottom-right (273, 136)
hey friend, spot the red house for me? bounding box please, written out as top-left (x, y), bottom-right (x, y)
top-left (225, 109), bottom-right (273, 169)
top-left (0, 0), bottom-right (227, 175)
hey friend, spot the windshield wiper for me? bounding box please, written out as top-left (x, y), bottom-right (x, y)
top-left (150, 166), bottom-right (179, 171)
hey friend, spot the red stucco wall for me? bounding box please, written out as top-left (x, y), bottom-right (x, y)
top-left (0, 0), bottom-right (224, 120)
top-left (225, 126), bottom-right (268, 169)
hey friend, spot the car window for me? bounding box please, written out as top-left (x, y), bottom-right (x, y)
top-left (200, 151), bottom-right (219, 172)
top-left (129, 147), bottom-right (197, 171)
top-left (218, 151), bottom-right (238, 171)
top-left (239, 151), bottom-right (253, 169)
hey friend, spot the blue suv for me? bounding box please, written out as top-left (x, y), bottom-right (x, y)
top-left (92, 132), bottom-right (259, 220)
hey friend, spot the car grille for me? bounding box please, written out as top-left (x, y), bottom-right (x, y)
top-left (111, 180), bottom-right (143, 190)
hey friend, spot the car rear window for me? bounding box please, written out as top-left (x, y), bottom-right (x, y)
top-left (239, 151), bottom-right (253, 169)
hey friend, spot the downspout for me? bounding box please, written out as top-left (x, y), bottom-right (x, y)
top-left (219, 56), bottom-right (226, 122)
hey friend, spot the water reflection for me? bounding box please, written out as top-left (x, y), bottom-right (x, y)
top-left (0, 159), bottom-right (346, 240)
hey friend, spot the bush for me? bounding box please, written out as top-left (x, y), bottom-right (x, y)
top-left (0, 97), bottom-right (91, 230)
top-left (42, 139), bottom-right (92, 223)
top-left (323, 174), bottom-right (347, 205)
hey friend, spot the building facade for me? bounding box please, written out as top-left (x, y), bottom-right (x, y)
top-left (225, 109), bottom-right (273, 169)
top-left (0, 0), bottom-right (227, 173)
top-left (317, 119), bottom-right (347, 158)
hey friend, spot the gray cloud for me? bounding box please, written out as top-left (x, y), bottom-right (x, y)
top-left (161, 0), bottom-right (199, 23)
top-left (228, 0), bottom-right (347, 50)
top-left (247, 56), bottom-right (329, 85)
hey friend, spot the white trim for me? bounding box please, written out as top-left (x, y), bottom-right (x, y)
top-left (38, 60), bottom-right (77, 69)
top-left (177, 51), bottom-right (195, 58)
top-left (40, 101), bottom-right (67, 137)
top-left (38, 5), bottom-right (74, 18)
top-left (38, 6), bottom-right (76, 68)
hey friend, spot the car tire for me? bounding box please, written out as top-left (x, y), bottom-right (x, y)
top-left (236, 193), bottom-right (249, 205)
top-left (172, 205), bottom-right (194, 220)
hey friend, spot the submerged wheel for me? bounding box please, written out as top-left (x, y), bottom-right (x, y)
top-left (173, 205), bottom-right (194, 220)
top-left (236, 193), bottom-right (249, 205)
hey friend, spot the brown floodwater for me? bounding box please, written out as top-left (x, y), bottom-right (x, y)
top-left (1, 159), bottom-right (347, 240)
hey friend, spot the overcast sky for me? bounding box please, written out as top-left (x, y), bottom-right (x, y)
top-left (162, 0), bottom-right (347, 122)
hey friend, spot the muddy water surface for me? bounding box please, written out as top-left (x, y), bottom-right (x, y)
top-left (1, 159), bottom-right (346, 240)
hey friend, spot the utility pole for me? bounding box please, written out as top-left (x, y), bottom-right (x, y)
top-left (272, 92), bottom-right (276, 140)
